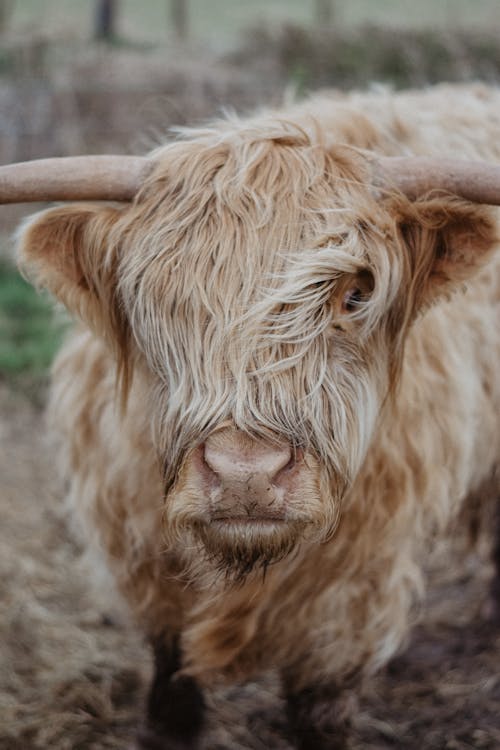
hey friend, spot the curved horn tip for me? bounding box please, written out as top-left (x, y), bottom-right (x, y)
top-left (0, 155), bottom-right (152, 205)
top-left (376, 155), bottom-right (500, 206)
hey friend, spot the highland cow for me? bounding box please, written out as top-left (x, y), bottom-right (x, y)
top-left (3, 84), bottom-right (500, 749)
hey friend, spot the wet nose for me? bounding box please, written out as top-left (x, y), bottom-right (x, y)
top-left (204, 437), bottom-right (293, 487)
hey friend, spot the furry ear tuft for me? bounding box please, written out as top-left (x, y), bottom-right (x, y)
top-left (17, 203), bottom-right (131, 390)
top-left (395, 198), bottom-right (498, 312)
top-left (17, 203), bottom-right (123, 331)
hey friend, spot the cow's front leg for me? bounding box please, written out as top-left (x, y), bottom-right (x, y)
top-left (134, 635), bottom-right (205, 750)
top-left (283, 676), bottom-right (353, 750)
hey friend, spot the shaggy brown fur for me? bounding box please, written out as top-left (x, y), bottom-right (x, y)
top-left (17, 84), bottom-right (500, 747)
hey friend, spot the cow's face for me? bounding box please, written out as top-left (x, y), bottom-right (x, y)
top-left (18, 129), bottom-right (497, 576)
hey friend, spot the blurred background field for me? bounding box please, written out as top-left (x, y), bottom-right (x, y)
top-left (1, 1), bottom-right (500, 161)
top-left (4, 0), bottom-right (500, 47)
top-left (0, 0), bottom-right (498, 393)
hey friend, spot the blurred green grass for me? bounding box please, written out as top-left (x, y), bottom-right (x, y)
top-left (0, 258), bottom-right (64, 395)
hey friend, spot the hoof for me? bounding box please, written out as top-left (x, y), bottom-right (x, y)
top-left (132, 727), bottom-right (200, 750)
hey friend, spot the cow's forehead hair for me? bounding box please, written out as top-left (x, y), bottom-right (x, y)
top-left (117, 128), bottom-right (402, 395)
top-left (120, 120), bottom-right (392, 325)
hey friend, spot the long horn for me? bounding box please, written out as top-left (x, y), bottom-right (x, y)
top-left (0, 155), bottom-right (151, 204)
top-left (2, 154), bottom-right (500, 206)
top-left (377, 156), bottom-right (500, 205)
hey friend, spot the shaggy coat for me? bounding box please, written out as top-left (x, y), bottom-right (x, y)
top-left (18, 84), bottom-right (500, 744)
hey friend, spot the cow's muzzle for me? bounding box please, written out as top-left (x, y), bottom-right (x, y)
top-left (192, 426), bottom-right (304, 523)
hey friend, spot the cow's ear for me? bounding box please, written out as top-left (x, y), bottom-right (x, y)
top-left (17, 203), bottom-right (125, 340)
top-left (395, 198), bottom-right (498, 311)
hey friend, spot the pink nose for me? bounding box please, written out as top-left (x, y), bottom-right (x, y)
top-left (200, 428), bottom-right (299, 509)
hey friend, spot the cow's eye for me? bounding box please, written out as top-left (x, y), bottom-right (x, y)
top-left (334, 270), bottom-right (374, 323)
top-left (341, 287), bottom-right (363, 314)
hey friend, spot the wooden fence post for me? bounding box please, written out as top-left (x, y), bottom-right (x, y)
top-left (169, 0), bottom-right (188, 40)
top-left (0, 0), bottom-right (14, 35)
top-left (95, 0), bottom-right (117, 41)
top-left (314, 0), bottom-right (334, 27)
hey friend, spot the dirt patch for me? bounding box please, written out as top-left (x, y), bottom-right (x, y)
top-left (1, 384), bottom-right (499, 749)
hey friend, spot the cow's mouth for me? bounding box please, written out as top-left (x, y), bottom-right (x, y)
top-left (187, 515), bottom-right (307, 581)
top-left (210, 517), bottom-right (286, 525)
top-left (210, 511), bottom-right (287, 525)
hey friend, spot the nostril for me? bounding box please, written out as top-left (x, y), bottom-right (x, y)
top-left (281, 454), bottom-right (297, 471)
top-left (272, 447), bottom-right (304, 487)
top-left (198, 443), bottom-right (222, 489)
top-left (203, 441), bottom-right (232, 478)
top-left (279, 455), bottom-right (296, 475)
top-left (202, 443), bottom-right (215, 473)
